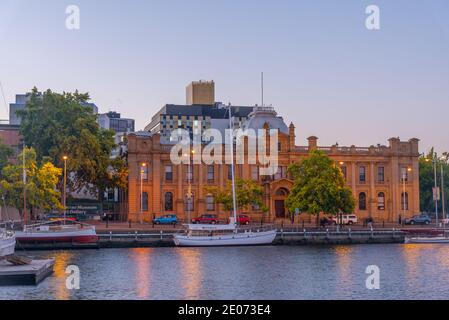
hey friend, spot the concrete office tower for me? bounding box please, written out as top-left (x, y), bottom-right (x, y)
top-left (186, 80), bottom-right (215, 105)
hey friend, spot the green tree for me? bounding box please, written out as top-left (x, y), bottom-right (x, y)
top-left (0, 138), bottom-right (13, 175)
top-left (16, 88), bottom-right (127, 198)
top-left (0, 147), bottom-right (63, 219)
top-left (419, 149), bottom-right (449, 216)
top-left (204, 178), bottom-right (268, 215)
top-left (285, 150), bottom-right (355, 226)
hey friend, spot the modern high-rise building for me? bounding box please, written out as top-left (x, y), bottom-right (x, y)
top-left (144, 80), bottom-right (285, 144)
top-left (98, 111), bottom-right (135, 134)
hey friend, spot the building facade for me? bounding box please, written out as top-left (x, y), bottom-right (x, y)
top-left (126, 81), bottom-right (420, 223)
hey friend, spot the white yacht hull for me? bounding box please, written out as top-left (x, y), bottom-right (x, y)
top-left (406, 237), bottom-right (449, 244)
top-left (0, 234), bottom-right (15, 258)
top-left (174, 229), bottom-right (277, 247)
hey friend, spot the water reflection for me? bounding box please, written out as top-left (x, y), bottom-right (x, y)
top-left (333, 246), bottom-right (354, 292)
top-left (129, 248), bottom-right (152, 299)
top-left (51, 251), bottom-right (74, 300)
top-left (3, 245), bottom-right (449, 300)
top-left (176, 248), bottom-right (202, 299)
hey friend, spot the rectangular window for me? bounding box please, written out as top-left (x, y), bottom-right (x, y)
top-left (206, 196), bottom-right (215, 211)
top-left (207, 165), bottom-right (214, 182)
top-left (141, 192), bottom-right (148, 212)
top-left (165, 165), bottom-right (173, 181)
top-left (227, 165), bottom-right (233, 180)
top-left (378, 166), bottom-right (385, 183)
top-left (185, 195), bottom-right (194, 212)
top-left (359, 166), bottom-right (366, 183)
top-left (186, 165), bottom-right (193, 182)
top-left (251, 166), bottom-right (259, 181)
top-left (140, 165), bottom-right (149, 180)
top-left (401, 167), bottom-right (409, 182)
top-left (341, 166), bottom-right (347, 180)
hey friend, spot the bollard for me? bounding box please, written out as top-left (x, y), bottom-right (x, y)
top-left (109, 231), bottom-right (112, 241)
top-left (303, 228), bottom-right (307, 238)
top-left (135, 231), bottom-right (138, 241)
top-left (348, 228), bottom-right (352, 239)
top-left (160, 230), bottom-right (163, 240)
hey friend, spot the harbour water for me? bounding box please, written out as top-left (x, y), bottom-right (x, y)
top-left (1, 244), bottom-right (449, 300)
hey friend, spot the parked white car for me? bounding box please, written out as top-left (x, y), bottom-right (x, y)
top-left (333, 214), bottom-right (358, 225)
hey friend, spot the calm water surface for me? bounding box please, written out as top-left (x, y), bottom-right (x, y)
top-left (1, 244), bottom-right (449, 300)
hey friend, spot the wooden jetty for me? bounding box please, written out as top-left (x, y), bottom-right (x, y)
top-left (0, 257), bottom-right (54, 286)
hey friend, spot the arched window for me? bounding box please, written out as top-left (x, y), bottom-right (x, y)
top-left (359, 192), bottom-right (367, 210)
top-left (377, 192), bottom-right (385, 210)
top-left (275, 188), bottom-right (289, 196)
top-left (165, 192), bottom-right (173, 211)
top-left (206, 195), bottom-right (215, 211)
top-left (141, 192), bottom-right (148, 212)
top-left (185, 194), bottom-right (194, 212)
top-left (401, 192), bottom-right (409, 210)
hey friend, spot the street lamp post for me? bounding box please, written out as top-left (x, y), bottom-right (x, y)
top-left (402, 167), bottom-right (412, 222)
top-left (140, 163), bottom-right (147, 225)
top-left (185, 149), bottom-right (195, 224)
top-left (426, 155), bottom-right (440, 227)
top-left (62, 156), bottom-right (68, 224)
top-left (441, 157), bottom-right (446, 229)
top-left (433, 156), bottom-right (439, 227)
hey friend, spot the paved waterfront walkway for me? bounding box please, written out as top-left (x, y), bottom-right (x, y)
top-left (88, 220), bottom-right (440, 234)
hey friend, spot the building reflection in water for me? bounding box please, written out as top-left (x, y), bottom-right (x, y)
top-left (51, 251), bottom-right (74, 300)
top-left (401, 243), bottom-right (425, 281)
top-left (176, 248), bottom-right (202, 299)
top-left (130, 248), bottom-right (152, 299)
top-left (333, 246), bottom-right (355, 292)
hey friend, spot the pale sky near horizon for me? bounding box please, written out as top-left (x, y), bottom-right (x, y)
top-left (0, 0), bottom-right (448, 153)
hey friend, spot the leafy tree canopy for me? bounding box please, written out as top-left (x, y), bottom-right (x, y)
top-left (16, 88), bottom-right (127, 196)
top-left (285, 150), bottom-right (355, 222)
top-left (419, 148), bottom-right (449, 215)
top-left (204, 178), bottom-right (268, 213)
top-left (0, 147), bottom-right (62, 218)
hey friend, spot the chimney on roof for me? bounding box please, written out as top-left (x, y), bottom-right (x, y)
top-left (186, 80), bottom-right (215, 105)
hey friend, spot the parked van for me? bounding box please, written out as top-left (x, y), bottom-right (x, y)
top-left (333, 214), bottom-right (358, 225)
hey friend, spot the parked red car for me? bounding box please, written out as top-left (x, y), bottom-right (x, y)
top-left (238, 215), bottom-right (250, 225)
top-left (192, 214), bottom-right (220, 224)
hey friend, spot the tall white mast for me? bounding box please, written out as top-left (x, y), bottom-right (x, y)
top-left (228, 106), bottom-right (237, 226)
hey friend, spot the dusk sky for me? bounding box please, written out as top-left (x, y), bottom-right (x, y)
top-left (1, 0), bottom-right (448, 153)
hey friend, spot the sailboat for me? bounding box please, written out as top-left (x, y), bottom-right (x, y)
top-left (173, 105), bottom-right (277, 247)
top-left (0, 225), bottom-right (15, 258)
top-left (0, 196), bottom-right (15, 258)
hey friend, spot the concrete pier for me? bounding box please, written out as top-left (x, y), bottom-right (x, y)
top-left (96, 229), bottom-right (405, 248)
top-left (0, 258), bottom-right (55, 286)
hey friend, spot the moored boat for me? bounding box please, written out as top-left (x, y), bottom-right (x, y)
top-left (174, 104), bottom-right (277, 247)
top-left (406, 236), bottom-right (449, 244)
top-left (15, 220), bottom-right (98, 244)
top-left (174, 223), bottom-right (277, 247)
top-left (0, 228), bottom-right (15, 258)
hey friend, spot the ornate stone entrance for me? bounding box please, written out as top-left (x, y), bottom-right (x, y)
top-left (273, 187), bottom-right (290, 219)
